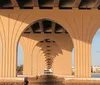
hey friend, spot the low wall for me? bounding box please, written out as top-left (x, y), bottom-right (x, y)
top-left (1, 77), bottom-right (100, 85)
top-left (0, 78), bottom-right (24, 85)
top-left (65, 79), bottom-right (100, 85)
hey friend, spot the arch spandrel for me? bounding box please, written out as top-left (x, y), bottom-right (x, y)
top-left (0, 10), bottom-right (73, 45)
top-left (22, 33), bottom-right (73, 52)
top-left (0, 10), bottom-right (100, 44)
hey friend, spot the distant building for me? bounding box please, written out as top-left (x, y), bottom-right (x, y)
top-left (92, 66), bottom-right (100, 73)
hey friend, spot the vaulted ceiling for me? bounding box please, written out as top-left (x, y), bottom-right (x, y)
top-left (24, 19), bottom-right (68, 34)
top-left (37, 39), bottom-right (62, 69)
top-left (0, 0), bottom-right (100, 9)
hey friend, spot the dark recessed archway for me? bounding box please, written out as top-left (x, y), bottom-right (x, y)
top-left (24, 19), bottom-right (68, 34)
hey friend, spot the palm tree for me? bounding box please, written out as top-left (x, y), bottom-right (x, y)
top-left (17, 65), bottom-right (23, 75)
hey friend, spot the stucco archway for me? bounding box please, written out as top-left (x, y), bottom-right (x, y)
top-left (19, 19), bottom-right (73, 77)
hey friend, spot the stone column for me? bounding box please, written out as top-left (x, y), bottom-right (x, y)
top-left (20, 35), bottom-right (38, 76)
top-left (74, 40), bottom-right (91, 78)
top-left (53, 50), bottom-right (72, 76)
top-left (37, 50), bottom-right (46, 76)
top-left (63, 10), bottom-right (100, 77)
top-left (53, 35), bottom-right (73, 76)
top-left (0, 11), bottom-right (35, 77)
top-left (0, 14), bottom-right (19, 77)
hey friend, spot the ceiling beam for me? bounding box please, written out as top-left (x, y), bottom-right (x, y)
top-left (45, 56), bottom-right (54, 59)
top-left (46, 62), bottom-right (53, 65)
top-left (47, 62), bottom-right (52, 66)
top-left (10, 0), bottom-right (19, 7)
top-left (46, 60), bottom-right (53, 63)
top-left (44, 54), bottom-right (56, 57)
top-left (32, 0), bottom-right (39, 7)
top-left (45, 58), bottom-right (53, 60)
top-left (39, 21), bottom-right (44, 33)
top-left (92, 0), bottom-right (100, 8)
top-left (52, 22), bottom-right (56, 33)
top-left (29, 27), bottom-right (34, 33)
top-left (45, 58), bottom-right (54, 61)
top-left (47, 62), bottom-right (52, 64)
top-left (25, 27), bottom-right (33, 34)
top-left (54, 0), bottom-right (60, 7)
top-left (73, 0), bottom-right (81, 8)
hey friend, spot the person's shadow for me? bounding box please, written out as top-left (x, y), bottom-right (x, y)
top-left (24, 77), bottom-right (29, 85)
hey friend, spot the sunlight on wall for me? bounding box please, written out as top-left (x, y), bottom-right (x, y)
top-left (0, 45), bottom-right (1, 56)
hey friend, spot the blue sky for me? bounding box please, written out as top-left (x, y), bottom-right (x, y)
top-left (91, 29), bottom-right (100, 66)
top-left (18, 44), bottom-right (23, 66)
top-left (18, 29), bottom-right (100, 66)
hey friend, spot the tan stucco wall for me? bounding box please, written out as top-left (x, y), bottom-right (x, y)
top-left (20, 35), bottom-right (38, 76)
top-left (53, 35), bottom-right (73, 76)
top-left (0, 9), bottom-right (100, 77)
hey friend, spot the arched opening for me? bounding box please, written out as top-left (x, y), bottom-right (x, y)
top-left (91, 29), bottom-right (100, 78)
top-left (17, 44), bottom-right (24, 76)
top-left (17, 19), bottom-right (74, 78)
top-left (31, 39), bottom-right (63, 76)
